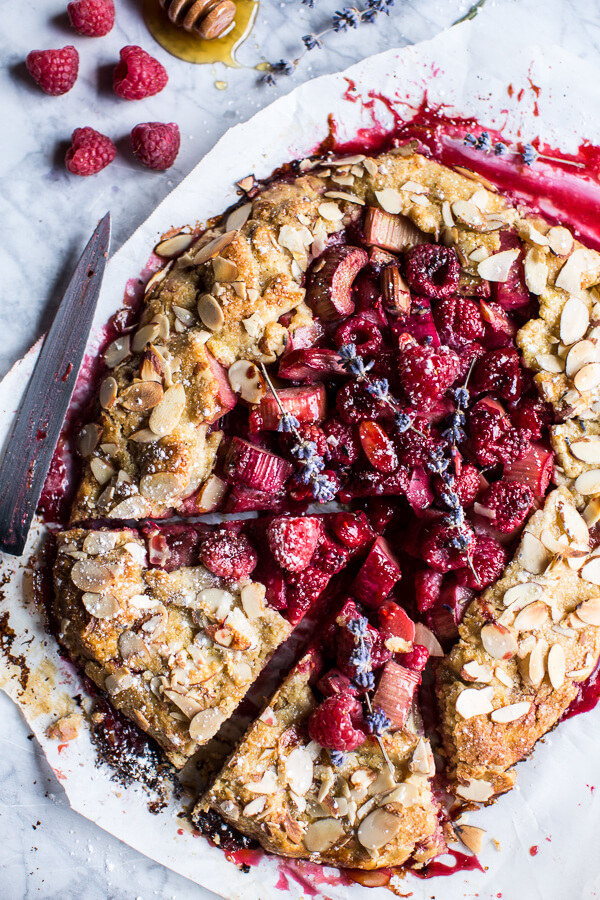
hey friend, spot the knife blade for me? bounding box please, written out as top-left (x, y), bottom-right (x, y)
top-left (0, 212), bottom-right (111, 556)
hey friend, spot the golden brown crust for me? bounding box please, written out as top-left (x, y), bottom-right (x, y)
top-left (53, 528), bottom-right (291, 766)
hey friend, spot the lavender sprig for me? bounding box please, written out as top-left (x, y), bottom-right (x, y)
top-left (462, 132), bottom-right (585, 169)
top-left (364, 708), bottom-right (391, 736)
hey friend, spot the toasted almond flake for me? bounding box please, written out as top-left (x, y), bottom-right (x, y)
top-left (139, 472), bottom-right (181, 503)
top-left (227, 360), bottom-right (265, 404)
top-left (490, 701), bottom-right (531, 724)
top-left (456, 779), bottom-right (494, 802)
top-left (285, 748), bottom-right (314, 796)
top-left (584, 497), bottom-right (600, 526)
top-left (451, 199), bottom-right (485, 228)
top-left (71, 558), bottom-right (119, 592)
top-left (90, 457), bottom-right (114, 485)
top-left (455, 686), bottom-right (494, 719)
top-left (513, 600), bottom-right (549, 632)
top-left (556, 249), bottom-right (595, 293)
top-left (494, 666), bottom-right (514, 688)
top-left (469, 246), bottom-right (489, 263)
top-left (118, 629), bottom-right (148, 660)
top-left (536, 353), bottom-right (565, 373)
top-left (565, 340), bottom-right (598, 377)
top-left (149, 383), bottom-right (186, 437)
top-left (104, 335), bottom-right (130, 369)
top-left (546, 642), bottom-right (566, 688)
top-left (240, 582), bottom-right (266, 619)
top-left (192, 231), bottom-right (237, 266)
top-left (547, 226), bottom-right (574, 257)
top-left (304, 818), bottom-right (343, 852)
top-left (357, 808), bottom-right (401, 851)
top-left (243, 797), bottom-right (266, 817)
top-left (129, 428), bottom-right (159, 444)
top-left (559, 501), bottom-right (590, 543)
top-left (82, 532), bottom-right (119, 555)
top-left (105, 671), bottom-right (134, 695)
top-left (559, 296), bottom-right (590, 345)
top-left (569, 439), bottom-right (600, 466)
top-left (375, 188), bottom-right (403, 215)
top-left (212, 256), bottom-right (239, 282)
top-left (78, 423), bottom-right (102, 458)
top-left (518, 532), bottom-right (550, 574)
top-left (461, 660), bottom-right (493, 683)
top-left (155, 233), bottom-right (194, 258)
top-left (575, 596), bottom-right (600, 623)
top-left (525, 640), bottom-right (546, 686)
top-left (189, 707), bottom-right (226, 743)
top-left (540, 528), bottom-right (570, 555)
top-left (324, 191), bottom-right (365, 206)
top-left (120, 381), bottom-right (164, 412)
top-left (477, 249), bottom-right (519, 283)
top-left (456, 824), bottom-right (486, 855)
top-left (480, 622), bottom-right (518, 660)
top-left (81, 591), bottom-right (119, 619)
top-left (172, 305), bottom-right (196, 327)
top-left (132, 323), bottom-right (160, 354)
top-left (441, 200), bottom-right (454, 227)
top-left (524, 249), bottom-right (548, 295)
top-left (574, 362), bottom-right (600, 392)
top-left (226, 203), bottom-right (252, 232)
top-left (197, 293), bottom-right (225, 331)
top-left (144, 264), bottom-right (172, 298)
top-left (410, 738), bottom-right (435, 776)
top-left (109, 496), bottom-right (152, 518)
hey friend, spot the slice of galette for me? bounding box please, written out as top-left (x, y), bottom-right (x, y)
top-left (52, 513), bottom-right (371, 766)
top-left (197, 605), bottom-right (446, 871)
top-left (437, 487), bottom-right (600, 803)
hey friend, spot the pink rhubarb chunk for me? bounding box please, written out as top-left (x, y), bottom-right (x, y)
top-left (372, 661), bottom-right (420, 729)
top-left (351, 536), bottom-right (402, 607)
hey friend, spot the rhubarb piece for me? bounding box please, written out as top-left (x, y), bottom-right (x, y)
top-left (331, 511), bottom-right (374, 549)
top-left (369, 246), bottom-right (397, 268)
top-left (224, 484), bottom-right (284, 513)
top-left (305, 245), bottom-right (368, 322)
top-left (206, 351), bottom-right (237, 421)
top-left (378, 600), bottom-right (416, 648)
top-left (224, 437), bottom-right (293, 492)
top-left (267, 516), bottom-right (322, 573)
top-left (480, 299), bottom-right (516, 339)
top-left (491, 232), bottom-right (530, 309)
top-left (503, 442), bottom-right (554, 500)
top-left (364, 207), bottom-right (426, 252)
top-left (249, 384), bottom-right (327, 431)
top-left (278, 348), bottom-right (344, 381)
top-left (372, 661), bottom-right (420, 730)
top-left (358, 421), bottom-right (399, 473)
top-left (382, 264), bottom-right (411, 315)
top-left (352, 536), bottom-right (402, 607)
top-left (405, 466), bottom-right (434, 511)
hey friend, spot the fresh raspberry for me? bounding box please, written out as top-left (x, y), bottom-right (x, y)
top-left (398, 337), bottom-right (460, 410)
top-left (480, 480), bottom-right (534, 533)
top-left (311, 532), bottom-right (350, 575)
top-left (200, 528), bottom-right (257, 579)
top-left (420, 522), bottom-right (473, 572)
top-left (308, 693), bottom-right (366, 751)
top-left (317, 669), bottom-right (359, 697)
top-left (281, 423), bottom-right (328, 459)
top-left (286, 567), bottom-right (329, 624)
top-left (414, 568), bottom-right (443, 612)
top-left (131, 122), bottom-right (180, 170)
top-left (334, 316), bottom-right (383, 357)
top-left (404, 244), bottom-right (460, 299)
top-left (434, 463), bottom-right (481, 507)
top-left (65, 127), bottom-right (116, 176)
top-left (331, 512), bottom-right (374, 549)
top-left (335, 381), bottom-right (386, 424)
top-left (113, 45), bottom-right (168, 100)
top-left (458, 535), bottom-right (508, 589)
top-left (472, 348), bottom-right (523, 401)
top-left (509, 397), bottom-right (553, 440)
top-left (468, 399), bottom-right (530, 468)
top-left (26, 46), bottom-right (79, 95)
top-left (433, 296), bottom-right (485, 348)
top-left (398, 644), bottom-right (430, 672)
top-left (67, 0), bottom-right (115, 36)
top-left (323, 419), bottom-right (360, 465)
top-left (267, 516), bottom-right (321, 573)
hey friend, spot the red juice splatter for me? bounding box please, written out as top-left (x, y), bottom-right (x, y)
top-left (416, 848), bottom-right (485, 879)
top-left (529, 845), bottom-right (538, 856)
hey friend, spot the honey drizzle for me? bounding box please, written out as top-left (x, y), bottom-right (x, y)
top-left (142, 0), bottom-right (258, 67)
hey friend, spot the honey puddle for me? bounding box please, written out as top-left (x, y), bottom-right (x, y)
top-left (143, 0), bottom-right (258, 67)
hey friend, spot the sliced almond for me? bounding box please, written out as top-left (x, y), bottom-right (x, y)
top-left (574, 362), bottom-right (600, 392)
top-left (71, 558), bottom-right (119, 592)
top-left (189, 707), bottom-right (226, 743)
top-left (99, 378), bottom-right (118, 410)
top-left (547, 226), bottom-right (574, 257)
top-left (90, 457), bottom-right (114, 486)
top-left (155, 233), bottom-right (194, 258)
top-left (357, 808), bottom-right (401, 851)
top-left (172, 305), bottom-right (196, 328)
top-left (242, 797), bottom-right (267, 817)
top-left (213, 256), bottom-right (239, 282)
top-left (480, 622), bottom-right (518, 660)
top-left (104, 335), bottom-right (131, 369)
top-left (565, 340), bottom-right (597, 377)
top-left (285, 747), bottom-right (314, 796)
top-left (105, 671), bottom-right (134, 695)
top-left (318, 201), bottom-right (344, 222)
top-left (149, 383), bottom-right (186, 437)
top-left (192, 231), bottom-right (237, 266)
top-left (584, 498), bottom-right (600, 526)
top-left (197, 293), bottom-right (225, 331)
top-left (456, 824), bottom-right (486, 855)
top-left (518, 532), bottom-right (550, 574)
top-left (81, 591), bottom-right (120, 619)
top-left (513, 600), bottom-right (549, 632)
top-left (118, 630), bottom-right (148, 660)
top-left (226, 203), bottom-right (252, 232)
top-left (477, 249), bottom-right (519, 283)
top-left (575, 596), bottom-right (600, 624)
top-left (455, 686), bottom-right (494, 719)
top-left (129, 428), bottom-right (160, 444)
top-left (109, 496), bottom-right (152, 518)
top-left (132, 323), bottom-right (161, 354)
top-left (456, 779), bottom-right (494, 802)
top-left (547, 643), bottom-right (566, 688)
top-left (240, 582), bottom-right (266, 619)
top-left (555, 249), bottom-right (595, 294)
top-left (536, 353), bottom-right (564, 373)
top-left (559, 295), bottom-right (590, 345)
top-left (375, 188), bottom-right (403, 214)
top-left (451, 200), bottom-right (485, 228)
top-left (414, 622), bottom-right (444, 657)
top-left (139, 472), bottom-right (182, 503)
top-left (503, 582), bottom-right (543, 609)
top-left (304, 818), bottom-right (344, 852)
top-left (490, 701), bottom-right (531, 724)
top-left (78, 423), bottom-right (103, 458)
top-left (559, 501), bottom-right (590, 544)
top-left (571, 438), bottom-right (600, 465)
top-left (524, 640), bottom-right (546, 686)
top-left (195, 475), bottom-right (227, 514)
top-left (523, 249), bottom-right (548, 295)
top-left (120, 381), bottom-right (164, 412)
top-left (227, 360), bottom-right (265, 404)
top-left (461, 660), bottom-right (493, 683)
top-left (82, 531), bottom-right (118, 555)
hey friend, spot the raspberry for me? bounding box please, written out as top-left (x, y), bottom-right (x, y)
top-left (420, 522), bottom-right (473, 572)
top-left (331, 512), bottom-right (374, 549)
top-left (509, 397), bottom-right (553, 440)
top-left (472, 348), bottom-right (523, 401)
top-left (26, 46), bottom-right (79, 95)
top-left (308, 693), bottom-right (366, 751)
top-left (335, 381), bottom-right (386, 424)
top-left (65, 127), bottom-right (116, 176)
top-left (404, 244), bottom-right (460, 299)
top-left (398, 337), bottom-right (460, 410)
top-left (398, 644), bottom-right (430, 672)
top-left (435, 463), bottom-right (480, 507)
top-left (433, 296), bottom-right (485, 348)
top-left (113, 45), bottom-right (168, 100)
top-left (323, 419), bottom-right (360, 465)
top-left (393, 422), bottom-right (438, 468)
top-left (340, 468), bottom-right (409, 501)
top-left (480, 480), bottom-right (534, 533)
top-left (454, 341), bottom-right (486, 383)
top-left (334, 316), bottom-right (383, 357)
top-left (458, 535), bottom-right (508, 589)
top-left (311, 532), bottom-right (350, 575)
top-left (267, 516), bottom-right (321, 573)
top-left (67, 0), bottom-right (115, 36)
top-left (131, 122), bottom-right (180, 170)
top-left (414, 568), bottom-right (443, 612)
top-left (468, 399), bottom-right (530, 468)
top-left (286, 567), bottom-right (329, 624)
top-left (281, 423), bottom-right (328, 459)
top-left (366, 498), bottom-right (399, 534)
top-left (200, 528), bottom-right (257, 579)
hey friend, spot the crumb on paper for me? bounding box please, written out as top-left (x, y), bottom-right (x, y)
top-left (46, 712), bottom-right (83, 742)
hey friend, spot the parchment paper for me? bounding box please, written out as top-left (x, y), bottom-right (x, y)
top-left (2, 5), bottom-right (600, 898)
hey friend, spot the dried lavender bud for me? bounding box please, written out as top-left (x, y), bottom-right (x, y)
top-left (302, 0), bottom-right (315, 5)
top-left (302, 33), bottom-right (322, 50)
top-left (494, 141), bottom-right (508, 155)
top-left (271, 59), bottom-right (294, 76)
top-left (353, 670), bottom-right (375, 690)
top-left (365, 708), bottom-right (391, 735)
top-left (261, 72), bottom-right (276, 86)
top-left (366, 378), bottom-right (390, 400)
top-left (463, 133), bottom-right (478, 147)
top-left (347, 616), bottom-right (369, 638)
top-left (278, 411), bottom-right (301, 433)
top-left (332, 7), bottom-right (361, 30)
top-left (330, 750), bottom-right (345, 766)
top-left (311, 472), bottom-right (337, 502)
top-left (522, 143), bottom-right (538, 166)
top-left (453, 386), bottom-right (470, 407)
top-left (394, 411), bottom-right (413, 433)
top-left (476, 131), bottom-right (491, 151)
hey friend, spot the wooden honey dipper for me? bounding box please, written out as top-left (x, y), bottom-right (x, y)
top-left (159, 0), bottom-right (237, 40)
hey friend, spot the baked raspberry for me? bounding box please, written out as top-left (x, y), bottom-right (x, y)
top-left (393, 422), bottom-right (437, 468)
top-left (334, 316), bottom-right (383, 357)
top-left (317, 669), bottom-right (358, 697)
top-left (414, 568), bottom-right (443, 612)
top-left (286, 567), bottom-right (329, 624)
top-left (131, 122), bottom-right (180, 170)
top-left (267, 516), bottom-right (321, 573)
top-left (480, 480), bottom-right (534, 533)
top-left (404, 244), bottom-right (460, 299)
top-left (435, 463), bottom-right (481, 507)
top-left (398, 644), bottom-right (430, 672)
top-left (458, 535), bottom-right (508, 589)
top-left (65, 127), bottom-right (116, 176)
top-left (366, 498), bottom-right (399, 534)
top-left (335, 381), bottom-right (386, 424)
top-left (113, 46), bottom-right (168, 100)
top-left (420, 522), bottom-right (473, 572)
top-left (453, 341), bottom-right (486, 383)
top-left (339, 467), bottom-right (409, 501)
top-left (281, 423), bottom-right (328, 459)
top-left (67, 0), bottom-right (115, 36)
top-left (331, 512), bottom-right (374, 549)
top-left (468, 398), bottom-right (530, 468)
top-left (26, 46), bottom-right (79, 95)
top-left (433, 296), bottom-right (485, 347)
top-left (200, 528), bottom-right (258, 579)
top-left (472, 348), bottom-right (523, 401)
top-left (311, 533), bottom-right (350, 575)
top-left (323, 419), bottom-right (360, 465)
top-left (358, 421), bottom-right (399, 473)
top-left (308, 693), bottom-right (366, 751)
top-left (398, 337), bottom-right (460, 411)
top-left (509, 397), bottom-right (553, 440)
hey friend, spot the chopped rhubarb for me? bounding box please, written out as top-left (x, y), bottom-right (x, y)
top-left (503, 442), bottom-right (554, 500)
top-left (414, 568), bottom-right (443, 613)
top-left (372, 661), bottom-right (420, 729)
top-left (364, 207), bottom-right (426, 253)
top-left (405, 466), bottom-right (434, 512)
top-left (369, 246), bottom-right (397, 268)
top-left (491, 232), bottom-right (530, 309)
top-left (382, 264), bottom-right (411, 315)
top-left (305, 245), bottom-right (368, 322)
top-left (278, 348), bottom-right (344, 382)
top-left (351, 536), bottom-right (402, 607)
top-left (224, 484), bottom-right (284, 513)
top-left (249, 384), bottom-right (327, 431)
top-left (224, 437), bottom-right (293, 492)
top-left (378, 600), bottom-right (416, 646)
top-left (479, 299), bottom-right (516, 338)
top-left (206, 351), bottom-right (237, 420)
top-left (358, 421), bottom-right (399, 473)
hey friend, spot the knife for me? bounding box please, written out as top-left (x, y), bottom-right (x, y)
top-left (0, 213), bottom-right (111, 556)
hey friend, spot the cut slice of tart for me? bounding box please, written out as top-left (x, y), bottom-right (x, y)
top-left (436, 487), bottom-right (600, 802)
top-left (52, 513), bottom-right (368, 766)
top-left (197, 642), bottom-right (445, 870)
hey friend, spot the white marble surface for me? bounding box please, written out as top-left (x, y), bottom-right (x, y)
top-left (1, 0), bottom-right (600, 897)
